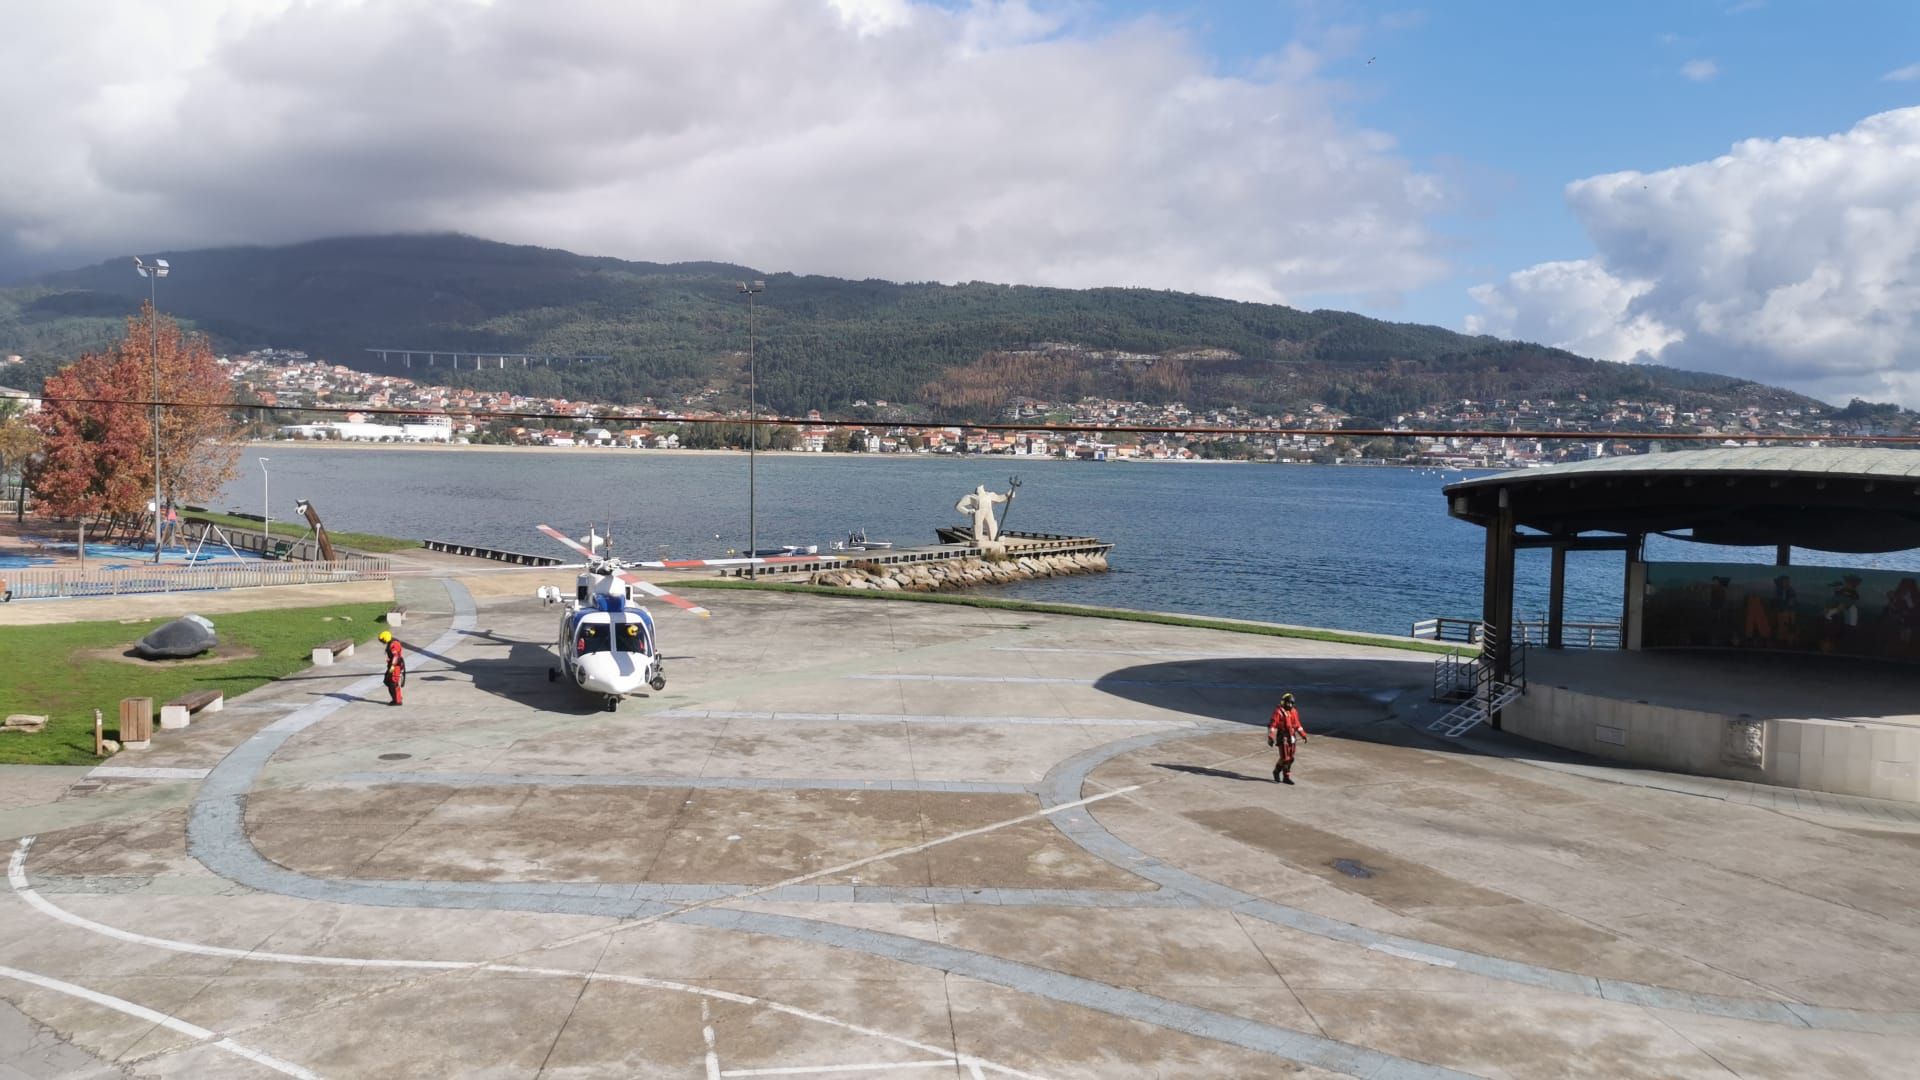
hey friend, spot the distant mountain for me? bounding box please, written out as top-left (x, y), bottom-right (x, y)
top-left (0, 233), bottom-right (1831, 420)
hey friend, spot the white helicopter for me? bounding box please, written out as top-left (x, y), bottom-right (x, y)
top-left (533, 524), bottom-right (830, 711)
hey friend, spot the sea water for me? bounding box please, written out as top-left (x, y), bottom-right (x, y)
top-left (213, 448), bottom-right (1920, 638)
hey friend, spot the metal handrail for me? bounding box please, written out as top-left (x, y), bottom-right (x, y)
top-left (1513, 617), bottom-right (1622, 650)
top-left (3, 557), bottom-right (390, 600)
top-left (1411, 616), bottom-right (1485, 644)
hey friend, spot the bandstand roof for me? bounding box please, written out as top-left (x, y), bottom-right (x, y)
top-left (1445, 447), bottom-right (1920, 553)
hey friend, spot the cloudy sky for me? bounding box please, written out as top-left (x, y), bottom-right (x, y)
top-left (3, 0), bottom-right (1918, 404)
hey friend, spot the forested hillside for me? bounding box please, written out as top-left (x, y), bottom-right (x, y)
top-left (0, 233), bottom-right (1829, 419)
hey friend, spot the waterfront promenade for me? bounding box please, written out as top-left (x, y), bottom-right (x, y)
top-left (3, 570), bottom-right (1918, 1077)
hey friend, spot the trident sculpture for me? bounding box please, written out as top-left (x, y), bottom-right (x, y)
top-left (956, 476), bottom-right (1021, 542)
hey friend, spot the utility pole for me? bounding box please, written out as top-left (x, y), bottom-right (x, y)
top-left (134, 257), bottom-right (170, 563)
top-left (738, 280), bottom-right (765, 578)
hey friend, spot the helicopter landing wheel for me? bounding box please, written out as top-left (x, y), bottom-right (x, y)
top-left (548, 667), bottom-right (559, 683)
top-left (649, 675), bottom-right (666, 692)
top-left (603, 696), bottom-right (619, 712)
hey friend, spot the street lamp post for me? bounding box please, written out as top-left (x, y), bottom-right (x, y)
top-left (134, 257), bottom-right (170, 564)
top-left (259, 457), bottom-right (271, 548)
top-left (738, 280), bottom-right (765, 578)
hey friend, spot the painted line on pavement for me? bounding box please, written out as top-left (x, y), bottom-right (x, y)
top-left (531, 785), bottom-right (1144, 959)
top-left (848, 674), bottom-right (1299, 689)
top-left (655, 708), bottom-right (1189, 729)
top-left (337, 772), bottom-right (1036, 795)
top-left (0, 963), bottom-right (320, 1079)
top-left (86, 767), bottom-right (212, 781)
top-left (703, 999), bottom-right (722, 1080)
top-left (1369, 943), bottom-right (1459, 968)
top-left (723, 1062), bottom-right (960, 1077)
top-left (990, 646), bottom-right (1241, 658)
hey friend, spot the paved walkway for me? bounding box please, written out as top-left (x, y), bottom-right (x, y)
top-left (2, 577), bottom-right (1918, 1078)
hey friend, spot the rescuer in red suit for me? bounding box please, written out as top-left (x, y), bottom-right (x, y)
top-left (1268, 692), bottom-right (1307, 784)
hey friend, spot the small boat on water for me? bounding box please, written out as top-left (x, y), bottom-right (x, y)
top-left (751, 544), bottom-right (819, 557)
top-left (830, 529), bottom-right (893, 552)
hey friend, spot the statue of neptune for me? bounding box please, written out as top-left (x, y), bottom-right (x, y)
top-left (955, 481), bottom-right (1016, 542)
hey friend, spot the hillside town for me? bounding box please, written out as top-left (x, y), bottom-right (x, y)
top-left (37, 347), bottom-right (1904, 468)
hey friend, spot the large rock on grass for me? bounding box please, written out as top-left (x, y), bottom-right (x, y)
top-left (134, 615), bottom-right (217, 660)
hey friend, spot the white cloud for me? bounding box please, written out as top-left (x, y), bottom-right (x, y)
top-left (1883, 62), bottom-right (1920, 82)
top-left (1464, 260), bottom-right (1682, 363)
top-left (1680, 58), bottom-right (1719, 82)
top-left (1468, 108), bottom-right (1920, 407)
top-left (0, 0), bottom-right (1450, 306)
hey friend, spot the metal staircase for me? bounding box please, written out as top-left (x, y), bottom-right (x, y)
top-left (1427, 624), bottom-right (1527, 739)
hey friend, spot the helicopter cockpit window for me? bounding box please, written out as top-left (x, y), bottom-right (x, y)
top-left (575, 624), bottom-right (612, 654)
top-left (616, 622), bottom-right (649, 653)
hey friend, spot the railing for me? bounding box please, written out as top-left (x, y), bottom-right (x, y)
top-left (1514, 617), bottom-right (1622, 650)
top-left (1419, 614), bottom-right (1620, 650)
top-left (1411, 616), bottom-right (1485, 644)
top-left (2, 557), bottom-right (390, 600)
top-left (1432, 650), bottom-right (1476, 702)
top-left (1426, 622), bottom-right (1528, 736)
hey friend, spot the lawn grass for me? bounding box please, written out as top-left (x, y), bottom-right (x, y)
top-left (182, 509), bottom-right (418, 554)
top-left (0, 602), bottom-right (393, 765)
top-left (672, 577), bottom-right (1470, 656)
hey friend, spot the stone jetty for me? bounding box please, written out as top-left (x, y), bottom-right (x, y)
top-left (810, 547), bottom-right (1108, 592)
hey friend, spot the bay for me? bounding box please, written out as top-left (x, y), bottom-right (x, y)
top-left (215, 448), bottom-right (1920, 638)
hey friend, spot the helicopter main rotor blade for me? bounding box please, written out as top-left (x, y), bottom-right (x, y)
top-left (615, 571), bottom-right (711, 617)
top-left (537, 524), bottom-right (599, 561)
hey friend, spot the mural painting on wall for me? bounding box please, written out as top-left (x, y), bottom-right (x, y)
top-left (1644, 562), bottom-right (1920, 663)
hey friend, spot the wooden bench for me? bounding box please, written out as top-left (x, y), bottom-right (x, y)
top-left (310, 638), bottom-right (356, 666)
top-left (158, 689), bottom-right (224, 730)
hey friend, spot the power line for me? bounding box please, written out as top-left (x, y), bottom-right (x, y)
top-left (34, 394), bottom-right (1920, 445)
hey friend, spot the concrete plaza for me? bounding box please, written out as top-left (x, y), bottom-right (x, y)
top-left (3, 569), bottom-right (1919, 1078)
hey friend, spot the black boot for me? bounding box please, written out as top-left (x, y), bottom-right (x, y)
top-left (1272, 765), bottom-right (1282, 783)
top-left (1282, 773), bottom-right (1294, 785)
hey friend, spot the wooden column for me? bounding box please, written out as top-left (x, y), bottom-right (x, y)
top-left (1547, 543), bottom-right (1567, 650)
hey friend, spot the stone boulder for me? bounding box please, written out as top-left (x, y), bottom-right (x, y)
top-left (133, 615), bottom-right (217, 660)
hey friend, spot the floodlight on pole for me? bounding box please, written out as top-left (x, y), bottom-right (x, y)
top-left (259, 457), bottom-right (271, 547)
top-left (134, 257), bottom-right (170, 564)
top-left (738, 279), bottom-right (765, 579)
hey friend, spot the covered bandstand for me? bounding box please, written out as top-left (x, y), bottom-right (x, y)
top-left (1444, 447), bottom-right (1920, 803)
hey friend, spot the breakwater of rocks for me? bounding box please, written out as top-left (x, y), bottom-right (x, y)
top-left (809, 549), bottom-right (1109, 592)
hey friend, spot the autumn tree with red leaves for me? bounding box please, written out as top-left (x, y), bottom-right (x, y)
top-left (30, 304), bottom-right (240, 550)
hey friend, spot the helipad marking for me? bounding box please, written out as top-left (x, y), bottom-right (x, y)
top-left (703, 999), bottom-right (722, 1080)
top-left (0, 963), bottom-right (320, 1079)
top-left (13, 846), bottom-right (1049, 1079)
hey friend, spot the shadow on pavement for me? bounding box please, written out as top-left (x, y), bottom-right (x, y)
top-left (1153, 762), bottom-right (1270, 783)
